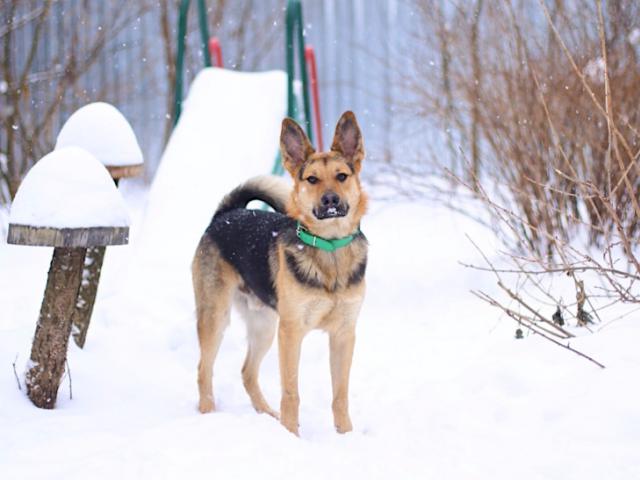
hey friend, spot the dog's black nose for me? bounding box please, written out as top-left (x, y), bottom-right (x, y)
top-left (321, 191), bottom-right (340, 207)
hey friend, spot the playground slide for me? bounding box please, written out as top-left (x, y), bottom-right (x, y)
top-left (129, 68), bottom-right (287, 316)
top-left (138, 68), bottom-right (287, 265)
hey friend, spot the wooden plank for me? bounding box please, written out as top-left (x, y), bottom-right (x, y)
top-left (106, 164), bottom-right (144, 179)
top-left (7, 224), bottom-right (129, 247)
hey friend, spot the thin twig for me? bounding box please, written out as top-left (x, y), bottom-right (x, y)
top-left (12, 354), bottom-right (22, 391)
top-left (459, 262), bottom-right (640, 281)
top-left (65, 359), bottom-right (72, 400)
top-left (475, 290), bottom-right (606, 369)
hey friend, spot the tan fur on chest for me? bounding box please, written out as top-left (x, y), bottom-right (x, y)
top-left (275, 241), bottom-right (366, 332)
top-left (289, 242), bottom-right (366, 292)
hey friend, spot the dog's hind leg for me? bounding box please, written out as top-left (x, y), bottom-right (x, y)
top-left (235, 293), bottom-right (278, 418)
top-left (193, 237), bottom-right (238, 414)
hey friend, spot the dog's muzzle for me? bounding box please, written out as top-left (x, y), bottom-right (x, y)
top-left (314, 191), bottom-right (349, 219)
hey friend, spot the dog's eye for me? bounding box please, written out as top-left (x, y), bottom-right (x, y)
top-left (307, 176), bottom-right (319, 184)
top-left (336, 173), bottom-right (348, 182)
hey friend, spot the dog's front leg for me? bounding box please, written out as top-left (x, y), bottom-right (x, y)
top-left (329, 323), bottom-right (356, 433)
top-left (278, 320), bottom-right (303, 435)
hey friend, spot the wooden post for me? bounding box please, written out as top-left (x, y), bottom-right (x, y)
top-left (70, 165), bottom-right (141, 348)
top-left (70, 245), bottom-right (105, 348)
top-left (26, 247), bottom-right (85, 409)
top-left (8, 224), bottom-right (129, 408)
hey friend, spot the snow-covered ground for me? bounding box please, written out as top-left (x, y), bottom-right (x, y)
top-left (3, 185), bottom-right (639, 479)
top-left (2, 68), bottom-right (639, 479)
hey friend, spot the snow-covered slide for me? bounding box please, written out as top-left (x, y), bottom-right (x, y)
top-left (132, 68), bottom-right (287, 314)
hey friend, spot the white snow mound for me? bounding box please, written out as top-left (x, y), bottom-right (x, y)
top-left (138, 68), bottom-right (287, 269)
top-left (55, 102), bottom-right (143, 167)
top-left (9, 146), bottom-right (130, 228)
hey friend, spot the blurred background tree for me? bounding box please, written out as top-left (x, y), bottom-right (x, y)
top-left (397, 0), bottom-right (640, 254)
top-left (395, 0), bottom-right (640, 332)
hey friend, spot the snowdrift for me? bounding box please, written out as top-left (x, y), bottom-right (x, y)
top-left (139, 68), bottom-right (287, 268)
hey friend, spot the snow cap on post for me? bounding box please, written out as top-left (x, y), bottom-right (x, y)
top-left (8, 146), bottom-right (130, 236)
top-left (55, 102), bottom-right (143, 177)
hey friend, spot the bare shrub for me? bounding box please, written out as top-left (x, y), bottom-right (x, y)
top-left (398, 0), bottom-right (640, 362)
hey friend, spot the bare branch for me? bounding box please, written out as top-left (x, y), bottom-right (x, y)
top-left (12, 354), bottom-right (22, 391)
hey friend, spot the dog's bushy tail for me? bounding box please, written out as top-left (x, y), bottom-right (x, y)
top-left (215, 175), bottom-right (290, 217)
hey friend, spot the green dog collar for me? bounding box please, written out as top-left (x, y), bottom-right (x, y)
top-left (296, 222), bottom-right (359, 252)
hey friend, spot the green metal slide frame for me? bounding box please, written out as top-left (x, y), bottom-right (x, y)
top-left (171, 0), bottom-right (314, 176)
top-left (173, 0), bottom-right (211, 126)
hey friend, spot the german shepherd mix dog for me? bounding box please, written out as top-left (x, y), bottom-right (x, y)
top-left (192, 111), bottom-right (367, 435)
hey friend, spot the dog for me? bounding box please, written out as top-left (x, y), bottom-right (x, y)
top-left (192, 111), bottom-right (368, 435)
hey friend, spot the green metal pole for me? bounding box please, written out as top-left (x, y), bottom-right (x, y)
top-left (285, 1), bottom-right (296, 119)
top-left (274, 0), bottom-right (314, 176)
top-left (173, 0), bottom-right (211, 127)
top-left (295, 1), bottom-right (313, 142)
top-left (275, 1), bottom-right (296, 176)
top-left (197, 0), bottom-right (212, 68)
top-left (173, 0), bottom-right (191, 126)
top-left (284, 0), bottom-right (313, 142)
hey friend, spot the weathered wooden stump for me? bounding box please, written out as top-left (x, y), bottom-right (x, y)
top-left (70, 164), bottom-right (142, 348)
top-left (7, 225), bottom-right (128, 409)
top-left (7, 146), bottom-right (130, 408)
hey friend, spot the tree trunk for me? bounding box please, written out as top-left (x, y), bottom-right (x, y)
top-left (71, 246), bottom-right (105, 348)
top-left (26, 246), bottom-right (85, 409)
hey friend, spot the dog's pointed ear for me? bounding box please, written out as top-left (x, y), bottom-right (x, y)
top-left (331, 111), bottom-right (364, 172)
top-left (280, 118), bottom-right (314, 177)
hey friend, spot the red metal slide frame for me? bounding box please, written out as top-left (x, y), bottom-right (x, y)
top-left (305, 45), bottom-right (323, 151)
top-left (208, 37), bottom-right (223, 68)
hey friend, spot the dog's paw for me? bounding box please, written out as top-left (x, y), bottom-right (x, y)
top-left (198, 396), bottom-right (215, 414)
top-left (335, 417), bottom-right (353, 434)
top-left (256, 404), bottom-right (280, 420)
top-left (280, 417), bottom-right (299, 436)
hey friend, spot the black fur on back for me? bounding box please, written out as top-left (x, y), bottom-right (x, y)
top-left (205, 208), bottom-right (296, 309)
top-left (205, 176), bottom-right (297, 309)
